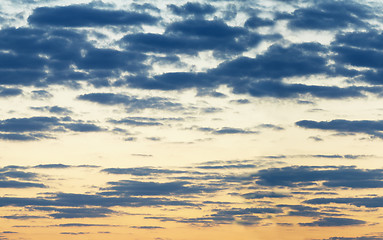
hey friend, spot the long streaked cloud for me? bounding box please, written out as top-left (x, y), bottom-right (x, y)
top-left (28, 5), bottom-right (159, 27)
top-left (296, 119), bottom-right (383, 139)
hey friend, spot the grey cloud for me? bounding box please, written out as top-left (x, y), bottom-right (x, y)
top-left (299, 217), bottom-right (366, 227)
top-left (241, 191), bottom-right (291, 199)
top-left (101, 167), bottom-right (187, 176)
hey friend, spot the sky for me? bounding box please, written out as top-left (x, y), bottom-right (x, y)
top-left (1, 0), bottom-right (383, 239)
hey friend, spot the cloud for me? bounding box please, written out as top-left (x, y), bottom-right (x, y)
top-left (0, 87), bottom-right (22, 97)
top-left (32, 206), bottom-right (116, 219)
top-left (195, 160), bottom-right (260, 170)
top-left (60, 232), bottom-right (89, 235)
top-left (120, 19), bottom-right (257, 57)
top-left (296, 119), bottom-right (383, 139)
top-left (330, 30), bottom-right (383, 86)
top-left (0, 116), bottom-right (105, 141)
top-left (0, 167), bottom-right (45, 188)
top-left (31, 90), bottom-right (52, 99)
top-left (108, 118), bottom-right (163, 127)
top-left (146, 207), bottom-right (279, 226)
top-left (245, 16), bottom-right (275, 29)
top-left (53, 223), bottom-right (118, 227)
top-left (64, 123), bottom-right (104, 132)
top-left (0, 180), bottom-right (46, 188)
top-left (77, 93), bottom-right (183, 112)
top-left (1, 215), bottom-right (46, 220)
top-left (101, 167), bottom-right (187, 176)
top-left (121, 42), bottom-right (374, 99)
top-left (1, 170), bottom-right (37, 180)
top-left (281, 1), bottom-right (372, 30)
top-left (256, 166), bottom-right (383, 188)
top-left (196, 88), bottom-right (227, 98)
top-left (276, 204), bottom-right (332, 218)
top-left (100, 180), bottom-right (219, 196)
top-left (30, 106), bottom-right (72, 115)
top-left (197, 127), bottom-right (258, 135)
top-left (299, 217), bottom-right (366, 227)
top-left (28, 5), bottom-right (159, 27)
top-left (130, 226), bottom-right (164, 229)
top-left (0, 117), bottom-right (59, 132)
top-left (321, 236), bottom-right (383, 240)
top-left (304, 196), bottom-right (383, 208)
top-left (0, 27), bottom-right (148, 87)
top-left (33, 164), bottom-right (71, 169)
top-left (168, 2), bottom-right (216, 17)
top-left (241, 191), bottom-right (291, 199)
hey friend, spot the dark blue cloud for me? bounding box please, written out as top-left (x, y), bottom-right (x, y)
top-left (196, 88), bottom-right (227, 98)
top-left (31, 90), bottom-right (52, 99)
top-left (241, 191), bottom-right (291, 199)
top-left (123, 42), bottom-right (364, 99)
top-left (30, 106), bottom-right (72, 115)
top-left (277, 204), bottom-right (323, 218)
top-left (0, 192), bottom-right (196, 209)
top-left (166, 19), bottom-right (245, 39)
top-left (64, 123), bottom-right (104, 132)
top-left (131, 3), bottom-right (160, 13)
top-left (245, 16), bottom-right (275, 29)
top-left (304, 196), bottom-right (383, 208)
top-left (54, 223), bottom-right (118, 227)
top-left (0, 133), bottom-right (43, 141)
top-left (197, 127), bottom-right (258, 135)
top-left (28, 5), bottom-right (159, 27)
top-left (322, 236), bottom-right (383, 240)
top-left (212, 43), bottom-right (329, 80)
top-left (101, 180), bottom-right (218, 196)
top-left (299, 217), bottom-right (366, 227)
top-left (76, 48), bottom-right (147, 73)
top-left (0, 27), bottom-right (148, 87)
top-left (1, 170), bottom-right (37, 180)
top-left (0, 117), bottom-right (59, 132)
top-left (168, 2), bottom-right (216, 17)
top-left (296, 119), bottom-right (383, 139)
top-left (333, 46), bottom-right (383, 69)
top-left (282, 1), bottom-right (372, 30)
top-left (108, 118), bottom-right (163, 127)
top-left (34, 164), bottom-right (70, 169)
top-left (241, 81), bottom-right (369, 99)
top-left (0, 116), bottom-right (105, 141)
top-left (0, 87), bottom-right (22, 97)
top-left (256, 166), bottom-right (383, 188)
top-left (120, 19), bottom-right (257, 57)
top-left (77, 93), bottom-right (183, 112)
top-left (0, 180), bottom-right (45, 188)
top-left (130, 226), bottom-right (164, 229)
top-left (335, 30), bottom-right (383, 50)
top-left (33, 206), bottom-right (115, 219)
top-left (1, 215), bottom-right (45, 220)
top-left (196, 162), bottom-right (257, 170)
top-left (330, 30), bottom-right (383, 86)
top-left (213, 207), bottom-right (283, 218)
